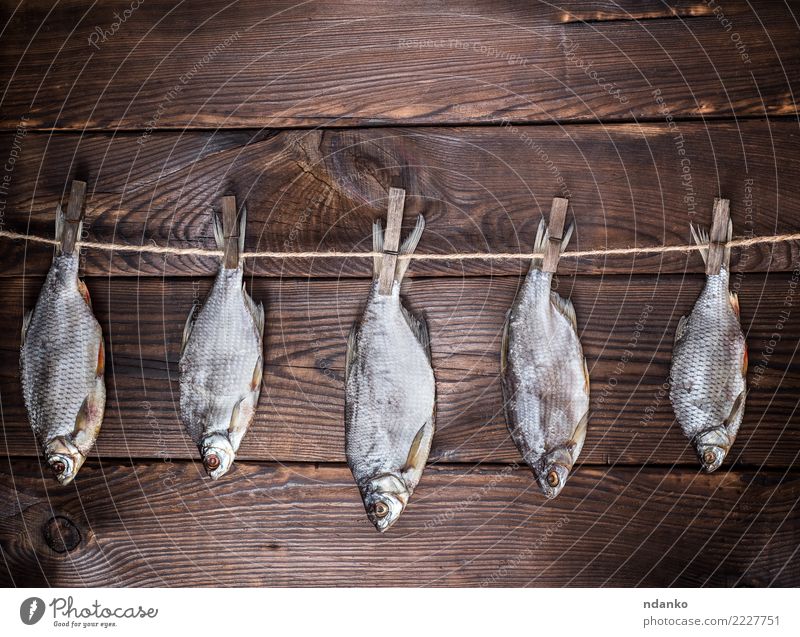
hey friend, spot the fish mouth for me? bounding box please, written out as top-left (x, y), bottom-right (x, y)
top-left (45, 437), bottom-right (85, 485)
top-left (200, 434), bottom-right (235, 480)
top-left (534, 462), bottom-right (571, 499)
top-left (693, 427), bottom-right (731, 473)
top-left (695, 444), bottom-right (727, 473)
top-left (362, 474), bottom-right (409, 533)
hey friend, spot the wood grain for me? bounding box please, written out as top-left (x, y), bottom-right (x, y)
top-left (2, 273), bottom-right (797, 466)
top-left (0, 121), bottom-right (798, 277)
top-left (1, 459), bottom-right (797, 586)
top-left (1, 1), bottom-right (797, 129)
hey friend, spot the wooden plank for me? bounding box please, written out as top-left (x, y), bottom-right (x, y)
top-left (1, 459), bottom-right (797, 586)
top-left (1, 274), bottom-right (797, 465)
top-left (0, 1), bottom-right (797, 129)
top-left (0, 122), bottom-right (798, 277)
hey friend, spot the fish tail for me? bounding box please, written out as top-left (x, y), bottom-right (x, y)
top-left (238, 205), bottom-right (247, 258)
top-left (212, 212), bottom-right (224, 250)
top-left (531, 218), bottom-right (573, 270)
top-left (395, 214), bottom-right (425, 284)
top-left (690, 222), bottom-right (710, 264)
top-left (372, 219), bottom-right (383, 278)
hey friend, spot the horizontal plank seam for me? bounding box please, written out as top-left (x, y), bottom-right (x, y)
top-left (1, 457), bottom-right (796, 472)
top-left (2, 113), bottom-right (799, 134)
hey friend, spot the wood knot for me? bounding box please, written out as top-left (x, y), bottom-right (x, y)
top-left (42, 515), bottom-right (82, 553)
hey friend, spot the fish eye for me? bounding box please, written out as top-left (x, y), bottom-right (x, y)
top-left (703, 450), bottom-right (717, 465)
top-left (204, 453), bottom-right (221, 470)
top-left (546, 470), bottom-right (560, 488)
top-left (374, 501), bottom-right (389, 518)
top-left (51, 460), bottom-right (66, 475)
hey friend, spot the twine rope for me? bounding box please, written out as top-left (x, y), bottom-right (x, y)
top-left (0, 229), bottom-right (798, 261)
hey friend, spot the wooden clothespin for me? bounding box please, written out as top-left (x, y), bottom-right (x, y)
top-left (60, 180), bottom-right (87, 255)
top-left (221, 195), bottom-right (240, 269)
top-left (706, 198), bottom-right (730, 275)
top-left (542, 197), bottom-right (569, 273)
top-left (377, 187), bottom-right (406, 295)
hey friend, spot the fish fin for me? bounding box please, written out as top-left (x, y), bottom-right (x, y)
top-left (345, 322), bottom-right (359, 385)
top-left (212, 212), bottom-right (225, 250)
top-left (21, 309), bottom-right (32, 344)
top-left (372, 220), bottom-right (383, 278)
top-left (724, 389), bottom-right (746, 428)
top-left (583, 357), bottom-right (590, 394)
top-left (500, 312), bottom-right (510, 374)
top-left (675, 315), bottom-right (689, 343)
top-left (72, 378), bottom-right (104, 453)
top-left (402, 422), bottom-right (429, 474)
top-left (227, 396), bottom-right (245, 436)
top-left (569, 408), bottom-right (589, 459)
top-left (180, 304), bottom-right (197, 356)
top-left (77, 279), bottom-right (92, 308)
top-left (729, 291), bottom-right (740, 317)
top-left (400, 304), bottom-right (431, 362)
top-left (690, 223), bottom-right (709, 264)
top-left (55, 204), bottom-right (65, 244)
top-left (724, 217), bottom-right (733, 268)
top-left (95, 339), bottom-right (105, 377)
top-left (238, 205), bottom-right (247, 258)
top-left (242, 286), bottom-right (265, 338)
top-left (550, 291), bottom-right (577, 330)
top-left (394, 214), bottom-right (425, 284)
top-left (742, 347), bottom-right (748, 376)
top-left (251, 355), bottom-right (263, 391)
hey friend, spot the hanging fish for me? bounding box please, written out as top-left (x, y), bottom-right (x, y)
top-left (345, 209), bottom-right (435, 532)
top-left (669, 219), bottom-right (747, 472)
top-left (20, 184), bottom-right (106, 485)
top-left (179, 200), bottom-right (264, 479)
top-left (501, 216), bottom-right (589, 498)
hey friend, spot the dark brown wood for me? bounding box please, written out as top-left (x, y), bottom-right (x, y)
top-left (706, 198), bottom-right (731, 275)
top-left (542, 197), bottom-right (569, 273)
top-left (1, 459), bottom-right (797, 587)
top-left (2, 273), bottom-right (797, 466)
top-left (0, 122), bottom-right (797, 278)
top-left (377, 187), bottom-right (405, 294)
top-left (58, 180), bottom-right (86, 256)
top-left (1, 1), bottom-right (797, 129)
top-left (220, 195), bottom-right (239, 269)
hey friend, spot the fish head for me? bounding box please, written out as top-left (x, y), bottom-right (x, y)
top-left (694, 426), bottom-right (732, 473)
top-left (361, 474), bottom-right (409, 533)
top-left (534, 448), bottom-right (574, 499)
top-left (200, 433), bottom-right (235, 480)
top-left (44, 436), bottom-right (85, 485)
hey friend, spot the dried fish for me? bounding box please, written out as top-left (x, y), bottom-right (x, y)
top-left (501, 218), bottom-right (589, 498)
top-left (670, 220), bottom-right (747, 472)
top-left (20, 199), bottom-right (106, 485)
top-left (346, 213), bottom-right (435, 532)
top-left (180, 204), bottom-right (264, 479)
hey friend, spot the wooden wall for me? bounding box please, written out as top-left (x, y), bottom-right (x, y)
top-left (0, 0), bottom-right (798, 587)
